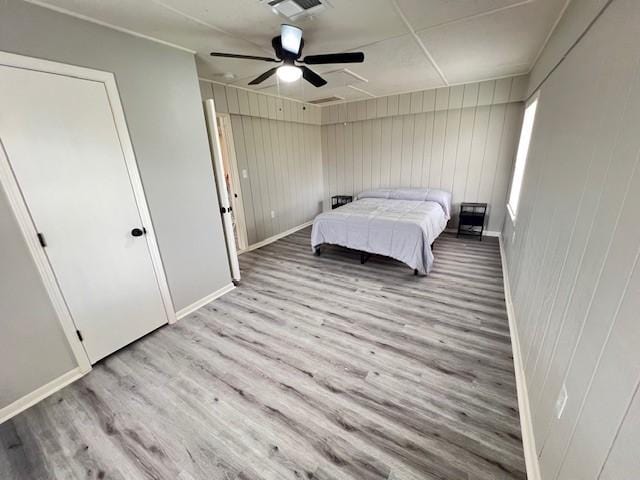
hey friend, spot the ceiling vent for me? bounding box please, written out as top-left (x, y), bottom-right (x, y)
top-left (309, 95), bottom-right (344, 104)
top-left (266, 0), bottom-right (330, 20)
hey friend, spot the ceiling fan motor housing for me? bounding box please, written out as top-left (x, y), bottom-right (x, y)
top-left (272, 35), bottom-right (304, 61)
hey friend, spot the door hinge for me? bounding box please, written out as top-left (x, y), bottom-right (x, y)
top-left (37, 232), bottom-right (47, 248)
top-left (76, 330), bottom-right (84, 342)
top-left (220, 206), bottom-right (232, 214)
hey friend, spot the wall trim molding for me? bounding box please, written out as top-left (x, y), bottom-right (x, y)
top-left (499, 234), bottom-right (542, 480)
top-left (0, 367), bottom-right (85, 424)
top-left (239, 221), bottom-right (313, 255)
top-left (176, 282), bottom-right (235, 320)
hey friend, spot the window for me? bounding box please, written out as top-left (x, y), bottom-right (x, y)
top-left (508, 95), bottom-right (539, 221)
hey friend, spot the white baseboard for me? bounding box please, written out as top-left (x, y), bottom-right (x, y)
top-left (498, 234), bottom-right (541, 480)
top-left (445, 228), bottom-right (501, 237)
top-left (238, 221), bottom-right (313, 255)
top-left (0, 367), bottom-right (86, 424)
top-left (176, 282), bottom-right (235, 320)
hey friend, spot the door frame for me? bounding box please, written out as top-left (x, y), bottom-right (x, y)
top-left (0, 51), bottom-right (177, 373)
top-left (216, 113), bottom-right (249, 251)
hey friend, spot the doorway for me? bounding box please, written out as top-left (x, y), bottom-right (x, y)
top-left (215, 113), bottom-right (248, 252)
top-left (0, 53), bottom-right (175, 365)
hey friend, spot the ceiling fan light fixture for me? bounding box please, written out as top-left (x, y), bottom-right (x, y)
top-left (277, 65), bottom-right (302, 82)
top-left (280, 24), bottom-right (303, 54)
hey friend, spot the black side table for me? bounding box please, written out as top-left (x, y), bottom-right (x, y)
top-left (457, 203), bottom-right (487, 240)
top-left (331, 195), bottom-right (353, 209)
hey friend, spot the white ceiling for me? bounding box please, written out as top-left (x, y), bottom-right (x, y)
top-left (28, 0), bottom-right (568, 103)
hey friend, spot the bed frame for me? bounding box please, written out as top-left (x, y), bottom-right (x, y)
top-left (313, 240), bottom-right (436, 276)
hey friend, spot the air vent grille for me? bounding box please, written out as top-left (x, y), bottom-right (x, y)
top-left (309, 96), bottom-right (343, 104)
top-left (265, 0), bottom-right (329, 20)
top-left (294, 0), bottom-right (322, 9)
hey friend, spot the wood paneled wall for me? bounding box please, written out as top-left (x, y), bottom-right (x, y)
top-left (502, 1), bottom-right (640, 478)
top-left (229, 115), bottom-right (323, 246)
top-left (200, 79), bottom-right (321, 125)
top-left (320, 79), bottom-right (526, 231)
top-left (200, 80), bottom-right (323, 246)
top-left (321, 76), bottom-right (527, 125)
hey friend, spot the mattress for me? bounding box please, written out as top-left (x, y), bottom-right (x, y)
top-left (311, 189), bottom-right (451, 274)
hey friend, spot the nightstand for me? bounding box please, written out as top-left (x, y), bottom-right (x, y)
top-left (331, 195), bottom-right (353, 209)
top-left (457, 203), bottom-right (487, 240)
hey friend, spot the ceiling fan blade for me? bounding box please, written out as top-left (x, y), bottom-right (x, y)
top-left (301, 66), bottom-right (327, 88)
top-left (248, 67), bottom-right (279, 85)
top-left (210, 52), bottom-right (279, 62)
top-left (280, 24), bottom-right (303, 55)
top-left (302, 52), bottom-right (365, 65)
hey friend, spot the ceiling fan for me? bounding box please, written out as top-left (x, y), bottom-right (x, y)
top-left (210, 24), bottom-right (364, 88)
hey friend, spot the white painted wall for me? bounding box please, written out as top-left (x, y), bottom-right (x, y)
top-left (0, 0), bottom-right (230, 409)
top-left (320, 77), bottom-right (527, 231)
top-left (502, 0), bottom-right (640, 478)
top-left (200, 81), bottom-right (323, 246)
top-left (0, 184), bottom-right (77, 408)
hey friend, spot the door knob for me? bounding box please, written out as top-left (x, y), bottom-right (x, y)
top-left (131, 228), bottom-right (146, 237)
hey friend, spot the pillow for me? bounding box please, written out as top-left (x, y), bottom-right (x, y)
top-left (358, 188), bottom-right (452, 219)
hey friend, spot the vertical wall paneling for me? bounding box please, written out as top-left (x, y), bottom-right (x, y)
top-left (230, 116), bottom-right (256, 245)
top-left (319, 91), bottom-right (523, 230)
top-left (212, 84), bottom-right (228, 113)
top-left (421, 112), bottom-right (435, 186)
top-left (423, 89), bottom-right (436, 112)
top-left (226, 86), bottom-right (240, 114)
top-left (229, 113), bottom-right (323, 246)
top-left (199, 80), bottom-right (213, 100)
top-left (390, 116), bottom-right (403, 187)
top-left (376, 96), bottom-right (388, 118)
top-left (362, 120), bottom-right (373, 192)
top-left (398, 93), bottom-right (411, 115)
top-left (198, 81), bottom-right (322, 246)
top-left (400, 115), bottom-right (414, 187)
top-left (387, 95), bottom-right (399, 116)
top-left (411, 113), bottom-right (426, 188)
top-left (600, 382), bottom-right (640, 478)
top-left (410, 91), bottom-right (423, 114)
top-left (501, 2), bottom-right (640, 479)
top-left (353, 122), bottom-right (363, 195)
top-left (206, 75), bottom-right (527, 244)
top-left (366, 99), bottom-right (377, 119)
top-left (237, 89), bottom-right (250, 115)
top-left (371, 119), bottom-right (382, 189)
top-left (344, 123), bottom-right (354, 195)
top-left (429, 110), bottom-right (447, 191)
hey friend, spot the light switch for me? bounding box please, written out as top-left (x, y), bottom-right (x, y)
top-left (242, 169), bottom-right (248, 179)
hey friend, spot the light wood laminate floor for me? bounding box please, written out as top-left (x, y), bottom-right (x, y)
top-left (0, 228), bottom-right (526, 480)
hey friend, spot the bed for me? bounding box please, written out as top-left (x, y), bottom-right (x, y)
top-left (311, 188), bottom-right (452, 275)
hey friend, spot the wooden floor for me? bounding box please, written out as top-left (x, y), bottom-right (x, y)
top-left (0, 228), bottom-right (526, 480)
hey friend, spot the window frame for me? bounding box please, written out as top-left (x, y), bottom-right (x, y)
top-left (507, 93), bottom-right (539, 223)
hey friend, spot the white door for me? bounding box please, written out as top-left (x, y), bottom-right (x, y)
top-left (0, 65), bottom-right (170, 363)
top-left (204, 99), bottom-right (241, 282)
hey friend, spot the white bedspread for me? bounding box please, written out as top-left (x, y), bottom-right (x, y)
top-left (311, 197), bottom-right (448, 274)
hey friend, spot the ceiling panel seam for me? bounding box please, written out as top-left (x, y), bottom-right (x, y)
top-left (414, 0), bottom-right (534, 33)
top-left (149, 0), bottom-right (274, 55)
top-left (347, 85), bottom-right (376, 97)
top-left (527, 0), bottom-right (573, 74)
top-left (390, 0), bottom-right (448, 86)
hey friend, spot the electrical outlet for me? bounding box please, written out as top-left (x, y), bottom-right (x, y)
top-left (270, 210), bottom-right (275, 219)
top-left (242, 169), bottom-right (248, 179)
top-left (555, 384), bottom-right (568, 419)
